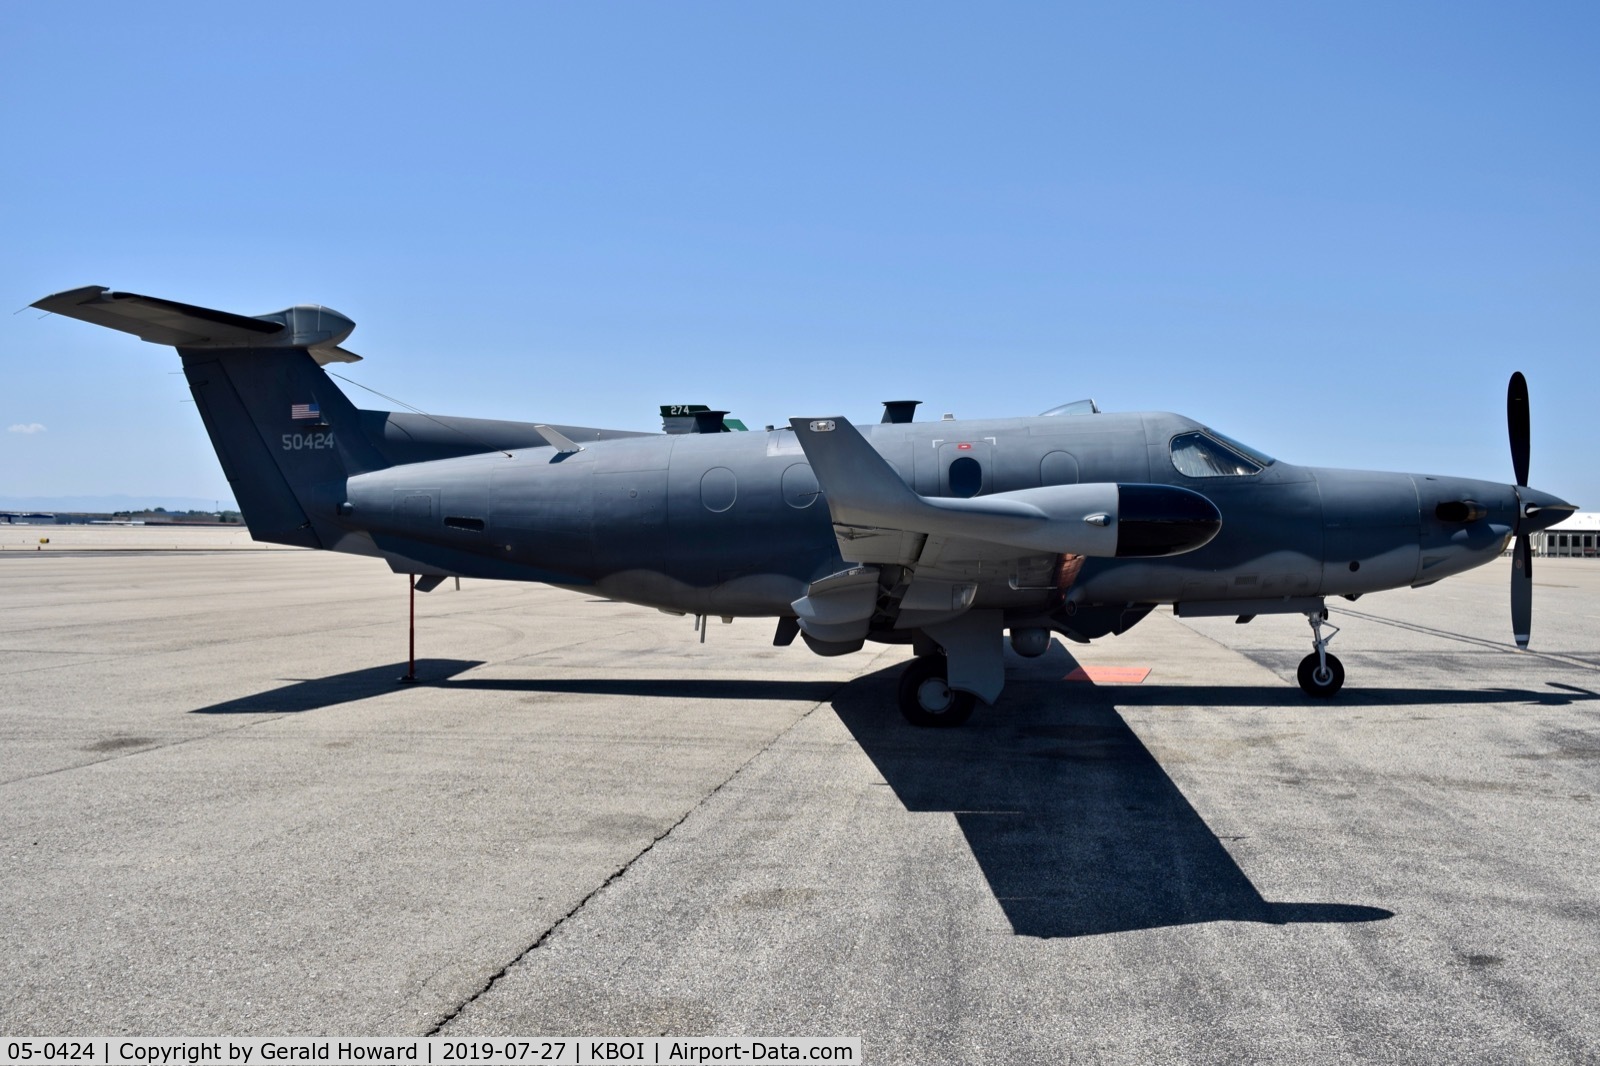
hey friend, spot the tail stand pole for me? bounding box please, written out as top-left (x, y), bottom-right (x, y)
top-left (399, 574), bottom-right (418, 684)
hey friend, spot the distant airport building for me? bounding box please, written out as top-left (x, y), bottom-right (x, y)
top-left (1535, 512), bottom-right (1600, 558)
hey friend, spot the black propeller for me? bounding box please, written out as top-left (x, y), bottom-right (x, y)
top-left (1507, 372), bottom-right (1532, 649)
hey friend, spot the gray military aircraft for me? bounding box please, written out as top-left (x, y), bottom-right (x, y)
top-left (35, 285), bottom-right (1576, 725)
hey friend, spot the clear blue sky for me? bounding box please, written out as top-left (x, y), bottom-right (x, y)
top-left (3, 2), bottom-right (1596, 509)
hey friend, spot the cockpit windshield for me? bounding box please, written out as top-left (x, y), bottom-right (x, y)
top-left (1039, 399), bottom-right (1100, 416)
top-left (1170, 429), bottom-right (1274, 478)
top-left (1205, 428), bottom-right (1273, 467)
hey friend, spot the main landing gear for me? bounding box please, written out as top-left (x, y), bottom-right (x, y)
top-left (897, 654), bottom-right (976, 727)
top-left (1297, 611), bottom-right (1344, 698)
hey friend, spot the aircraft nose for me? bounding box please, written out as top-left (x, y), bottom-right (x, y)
top-left (1519, 487), bottom-right (1578, 535)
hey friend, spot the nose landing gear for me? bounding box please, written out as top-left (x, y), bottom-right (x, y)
top-left (1298, 611), bottom-right (1344, 697)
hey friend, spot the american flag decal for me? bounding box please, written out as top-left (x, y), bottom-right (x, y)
top-left (291, 402), bottom-right (321, 421)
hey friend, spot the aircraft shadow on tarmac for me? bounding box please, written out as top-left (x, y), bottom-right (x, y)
top-left (189, 659), bottom-right (484, 713)
top-left (1090, 677), bottom-right (1600, 708)
top-left (831, 646), bottom-right (1397, 939)
top-left (189, 653), bottom-right (1596, 717)
top-left (190, 663), bottom-right (842, 714)
top-left (438, 677), bottom-right (846, 702)
top-left (183, 647), bottom-right (1588, 937)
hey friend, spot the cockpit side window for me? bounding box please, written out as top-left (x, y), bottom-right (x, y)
top-left (1170, 431), bottom-right (1265, 478)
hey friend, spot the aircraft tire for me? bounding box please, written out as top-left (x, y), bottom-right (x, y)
top-left (1297, 652), bottom-right (1345, 698)
top-left (898, 655), bottom-right (976, 727)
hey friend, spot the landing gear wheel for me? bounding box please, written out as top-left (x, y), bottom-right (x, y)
top-left (1297, 652), bottom-right (1345, 698)
top-left (897, 655), bottom-right (976, 727)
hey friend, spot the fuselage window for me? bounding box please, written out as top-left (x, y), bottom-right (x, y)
top-left (948, 456), bottom-right (983, 498)
top-left (1170, 432), bottom-right (1264, 478)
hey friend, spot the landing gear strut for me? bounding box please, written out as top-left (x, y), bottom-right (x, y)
top-left (1297, 611), bottom-right (1344, 698)
top-left (897, 654), bottom-right (976, 727)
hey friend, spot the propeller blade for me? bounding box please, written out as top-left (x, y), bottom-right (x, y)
top-left (1508, 371), bottom-right (1530, 488)
top-left (1511, 533), bottom-right (1532, 649)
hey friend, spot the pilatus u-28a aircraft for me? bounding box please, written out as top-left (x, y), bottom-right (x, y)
top-left (35, 285), bottom-right (1576, 725)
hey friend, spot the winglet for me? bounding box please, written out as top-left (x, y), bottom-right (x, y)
top-left (788, 415), bottom-right (1217, 559)
top-left (787, 416), bottom-right (920, 526)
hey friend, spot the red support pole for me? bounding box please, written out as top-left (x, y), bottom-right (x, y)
top-left (399, 574), bottom-right (418, 683)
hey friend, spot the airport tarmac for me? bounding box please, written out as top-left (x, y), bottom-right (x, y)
top-left (0, 524), bottom-right (296, 553)
top-left (2, 529), bottom-right (1597, 1063)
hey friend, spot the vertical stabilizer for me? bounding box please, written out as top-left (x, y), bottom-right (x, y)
top-left (181, 347), bottom-right (387, 548)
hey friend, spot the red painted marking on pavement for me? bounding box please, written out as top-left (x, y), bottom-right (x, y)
top-left (1064, 666), bottom-right (1151, 684)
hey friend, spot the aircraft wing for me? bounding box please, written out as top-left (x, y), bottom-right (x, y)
top-left (787, 416), bottom-right (1221, 561)
top-left (786, 415), bottom-right (1221, 635)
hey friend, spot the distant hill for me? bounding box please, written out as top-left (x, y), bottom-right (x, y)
top-left (0, 494), bottom-right (238, 514)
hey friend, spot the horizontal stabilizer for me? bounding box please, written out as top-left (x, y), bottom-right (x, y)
top-left (32, 286), bottom-right (362, 365)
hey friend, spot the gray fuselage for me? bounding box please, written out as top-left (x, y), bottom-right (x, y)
top-left (340, 410), bottom-right (1519, 644)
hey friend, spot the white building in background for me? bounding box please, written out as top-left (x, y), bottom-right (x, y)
top-left (1534, 512), bottom-right (1600, 558)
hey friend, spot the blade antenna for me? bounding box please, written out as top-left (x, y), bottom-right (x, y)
top-left (328, 370), bottom-right (515, 459)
